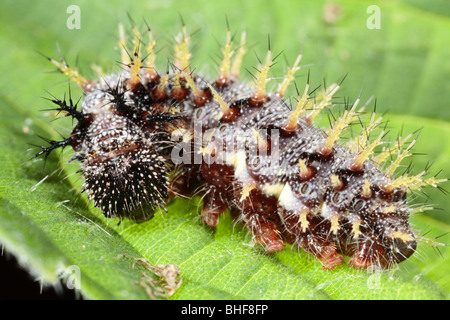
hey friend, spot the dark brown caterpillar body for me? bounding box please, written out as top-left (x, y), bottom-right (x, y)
top-left (35, 23), bottom-right (446, 269)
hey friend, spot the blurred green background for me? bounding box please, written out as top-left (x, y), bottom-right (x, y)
top-left (0, 0), bottom-right (449, 299)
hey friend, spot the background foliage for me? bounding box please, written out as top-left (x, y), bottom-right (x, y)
top-left (0, 0), bottom-right (449, 299)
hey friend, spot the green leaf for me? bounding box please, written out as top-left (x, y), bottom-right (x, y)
top-left (0, 0), bottom-right (448, 299)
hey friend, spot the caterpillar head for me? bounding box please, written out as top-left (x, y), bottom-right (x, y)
top-left (74, 77), bottom-right (171, 222)
top-left (81, 143), bottom-right (169, 222)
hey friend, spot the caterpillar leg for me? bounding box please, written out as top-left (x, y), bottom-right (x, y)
top-left (238, 188), bottom-right (285, 254)
top-left (201, 186), bottom-right (228, 227)
top-left (279, 207), bottom-right (344, 269)
top-left (348, 239), bottom-right (383, 269)
top-left (245, 215), bottom-right (285, 253)
top-left (168, 164), bottom-right (203, 199)
top-left (297, 234), bottom-right (344, 270)
top-left (200, 163), bottom-right (235, 227)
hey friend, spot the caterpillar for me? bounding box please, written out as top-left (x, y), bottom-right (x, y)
top-left (34, 22), bottom-right (447, 270)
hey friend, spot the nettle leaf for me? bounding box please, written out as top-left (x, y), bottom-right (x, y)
top-left (0, 0), bottom-right (448, 299)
